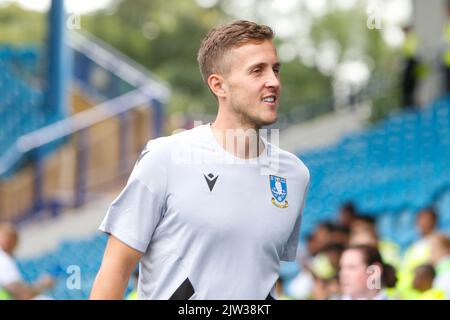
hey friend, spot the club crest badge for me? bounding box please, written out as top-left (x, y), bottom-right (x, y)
top-left (269, 175), bottom-right (288, 208)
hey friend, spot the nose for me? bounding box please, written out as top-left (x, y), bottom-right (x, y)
top-left (265, 70), bottom-right (280, 89)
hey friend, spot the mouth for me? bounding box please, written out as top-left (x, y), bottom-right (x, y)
top-left (261, 94), bottom-right (278, 107)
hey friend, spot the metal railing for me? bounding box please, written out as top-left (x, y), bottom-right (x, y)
top-left (0, 30), bottom-right (170, 222)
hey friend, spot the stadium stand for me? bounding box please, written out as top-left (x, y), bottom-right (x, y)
top-left (0, 30), bottom-right (169, 225)
top-left (300, 96), bottom-right (450, 249)
top-left (1, 29), bottom-right (168, 298)
top-left (9, 94), bottom-right (449, 299)
top-left (17, 233), bottom-right (109, 299)
top-left (0, 46), bottom-right (63, 177)
top-left (2, 2), bottom-right (449, 300)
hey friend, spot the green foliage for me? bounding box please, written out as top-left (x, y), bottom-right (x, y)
top-left (0, 1), bottom-right (401, 124)
top-left (309, 3), bottom-right (402, 123)
top-left (0, 4), bottom-right (46, 44)
top-left (82, 0), bottom-right (225, 115)
top-left (82, 0), bottom-right (338, 121)
top-left (364, 28), bottom-right (403, 123)
top-left (279, 60), bottom-right (332, 119)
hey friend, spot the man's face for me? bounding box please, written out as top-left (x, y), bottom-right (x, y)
top-left (339, 250), bottom-right (371, 298)
top-left (416, 211), bottom-right (436, 236)
top-left (340, 210), bottom-right (354, 227)
top-left (412, 267), bottom-right (433, 292)
top-left (220, 40), bottom-right (281, 128)
top-left (314, 225), bottom-right (332, 249)
top-left (0, 231), bottom-right (18, 254)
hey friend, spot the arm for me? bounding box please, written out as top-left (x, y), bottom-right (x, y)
top-left (90, 235), bottom-right (143, 300)
top-left (0, 251), bottom-right (54, 300)
top-left (4, 277), bottom-right (54, 300)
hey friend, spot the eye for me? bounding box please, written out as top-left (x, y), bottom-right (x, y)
top-left (252, 68), bottom-right (262, 74)
top-left (273, 66), bottom-right (280, 75)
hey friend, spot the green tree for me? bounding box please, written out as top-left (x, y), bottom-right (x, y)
top-left (0, 4), bottom-right (45, 44)
top-left (82, 0), bottom-right (225, 117)
top-left (0, 0), bottom-right (402, 125)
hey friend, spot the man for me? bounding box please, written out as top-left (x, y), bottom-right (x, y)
top-left (90, 20), bottom-right (310, 300)
top-left (397, 207), bottom-right (439, 298)
top-left (410, 264), bottom-right (445, 300)
top-left (442, 4), bottom-right (450, 93)
top-left (401, 207), bottom-right (438, 269)
top-left (0, 223), bottom-right (55, 299)
top-left (338, 201), bottom-right (358, 229)
top-left (339, 245), bottom-right (390, 300)
top-left (400, 25), bottom-right (419, 108)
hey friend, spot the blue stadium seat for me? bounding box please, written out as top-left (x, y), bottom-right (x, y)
top-left (0, 46), bottom-right (65, 177)
top-left (17, 232), bottom-right (107, 299)
top-left (294, 94), bottom-right (450, 261)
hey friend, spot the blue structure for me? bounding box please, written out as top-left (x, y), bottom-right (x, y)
top-left (0, 0), bottom-right (169, 222)
top-left (299, 96), bottom-right (450, 249)
top-left (17, 233), bottom-right (110, 300)
top-left (46, 0), bottom-right (69, 119)
top-left (0, 0), bottom-right (69, 179)
top-left (0, 47), bottom-right (48, 175)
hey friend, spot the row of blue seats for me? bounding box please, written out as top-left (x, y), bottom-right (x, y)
top-left (0, 45), bottom-right (40, 75)
top-left (0, 48), bottom-right (46, 157)
top-left (0, 47), bottom-right (66, 178)
top-left (299, 96), bottom-right (450, 239)
top-left (17, 233), bottom-right (137, 300)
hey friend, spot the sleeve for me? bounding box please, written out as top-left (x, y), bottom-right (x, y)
top-left (281, 166), bottom-right (310, 262)
top-left (0, 252), bottom-right (23, 286)
top-left (99, 140), bottom-right (168, 253)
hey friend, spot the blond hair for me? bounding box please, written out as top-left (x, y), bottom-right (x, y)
top-left (197, 20), bottom-right (274, 84)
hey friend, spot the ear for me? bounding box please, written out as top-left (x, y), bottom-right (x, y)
top-left (207, 74), bottom-right (226, 99)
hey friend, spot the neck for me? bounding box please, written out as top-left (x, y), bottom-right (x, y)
top-left (213, 104), bottom-right (261, 131)
top-left (422, 230), bottom-right (433, 237)
top-left (0, 246), bottom-right (12, 256)
top-left (211, 108), bottom-right (265, 159)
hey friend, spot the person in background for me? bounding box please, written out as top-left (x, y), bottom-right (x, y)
top-left (312, 221), bottom-right (338, 252)
top-left (398, 207), bottom-right (439, 298)
top-left (309, 243), bottom-right (345, 300)
top-left (410, 264), bottom-right (445, 300)
top-left (339, 245), bottom-right (396, 300)
top-left (287, 241), bottom-right (344, 300)
top-left (349, 227), bottom-right (401, 270)
top-left (416, 207), bottom-right (439, 239)
top-left (304, 232), bottom-right (322, 258)
top-left (320, 243), bottom-right (345, 273)
top-left (338, 202), bottom-right (359, 229)
top-left (428, 233), bottom-right (450, 299)
top-left (349, 212), bottom-right (401, 269)
top-left (400, 25), bottom-right (421, 108)
top-left (310, 274), bottom-right (341, 300)
top-left (0, 223), bottom-right (55, 300)
top-left (441, 4), bottom-right (450, 93)
top-left (330, 225), bottom-right (350, 247)
top-left (350, 215), bottom-right (377, 235)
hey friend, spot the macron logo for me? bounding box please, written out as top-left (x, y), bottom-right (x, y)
top-left (204, 173), bottom-right (219, 192)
